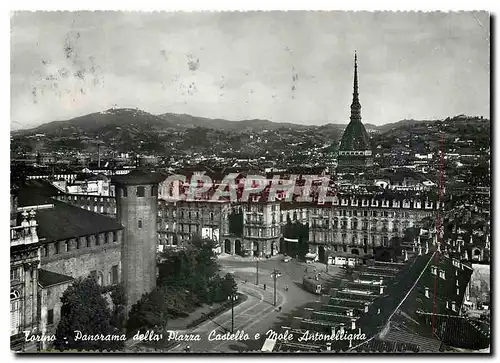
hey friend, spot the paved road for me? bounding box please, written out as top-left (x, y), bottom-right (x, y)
top-left (167, 257), bottom-right (344, 352)
top-left (167, 282), bottom-right (287, 352)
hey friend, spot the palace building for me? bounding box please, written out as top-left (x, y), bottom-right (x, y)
top-left (307, 192), bottom-right (441, 266)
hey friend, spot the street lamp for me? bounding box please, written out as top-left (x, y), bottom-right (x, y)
top-left (271, 269), bottom-right (280, 306)
top-left (325, 246), bottom-right (332, 273)
top-left (228, 286), bottom-right (238, 333)
top-left (256, 257), bottom-right (259, 285)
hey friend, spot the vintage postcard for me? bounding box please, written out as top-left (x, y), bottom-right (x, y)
top-left (9, 10), bottom-right (491, 354)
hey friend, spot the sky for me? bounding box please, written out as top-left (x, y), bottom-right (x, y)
top-left (10, 11), bottom-right (490, 128)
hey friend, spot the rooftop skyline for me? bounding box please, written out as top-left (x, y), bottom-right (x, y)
top-left (11, 11), bottom-right (490, 128)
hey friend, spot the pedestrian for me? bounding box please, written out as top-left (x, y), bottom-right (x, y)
top-left (263, 284), bottom-right (266, 290)
top-left (285, 285), bottom-right (289, 291)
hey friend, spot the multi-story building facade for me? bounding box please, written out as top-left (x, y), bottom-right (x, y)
top-left (11, 184), bottom-right (125, 351)
top-left (10, 191), bottom-right (43, 351)
top-left (307, 193), bottom-right (441, 266)
top-left (242, 201), bottom-right (281, 257)
top-left (157, 200), bottom-right (232, 253)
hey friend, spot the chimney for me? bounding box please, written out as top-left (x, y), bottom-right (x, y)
top-left (379, 277), bottom-right (384, 285)
top-left (377, 308), bottom-right (381, 315)
top-left (351, 319), bottom-right (356, 330)
top-left (431, 266), bottom-right (437, 275)
top-left (380, 285), bottom-right (385, 295)
top-left (404, 249), bottom-right (408, 261)
top-left (364, 303), bottom-right (369, 313)
top-left (418, 245), bottom-right (422, 256)
top-left (425, 287), bottom-right (430, 298)
top-left (98, 144), bottom-right (101, 168)
top-left (446, 301), bottom-right (449, 309)
top-left (452, 301), bottom-right (456, 312)
top-left (326, 342), bottom-right (332, 351)
top-left (425, 242), bottom-right (429, 254)
top-left (457, 288), bottom-right (460, 296)
top-left (456, 279), bottom-right (459, 287)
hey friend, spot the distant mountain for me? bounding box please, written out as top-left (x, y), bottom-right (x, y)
top-left (14, 108), bottom-right (485, 137)
top-left (18, 108), bottom-right (175, 136)
top-left (158, 113), bottom-right (312, 132)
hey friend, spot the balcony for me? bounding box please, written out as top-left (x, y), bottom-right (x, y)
top-left (10, 208), bottom-right (43, 247)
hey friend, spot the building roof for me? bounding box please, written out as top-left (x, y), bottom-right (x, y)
top-left (17, 187), bottom-right (123, 243)
top-left (111, 169), bottom-right (167, 186)
top-left (38, 269), bottom-right (74, 288)
top-left (339, 120), bottom-right (372, 152)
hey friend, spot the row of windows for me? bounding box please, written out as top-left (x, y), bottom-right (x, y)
top-left (157, 209), bottom-right (217, 220)
top-left (311, 234), bottom-right (391, 246)
top-left (83, 205), bottom-right (116, 214)
top-left (89, 265), bottom-right (119, 286)
top-left (42, 232), bottom-right (118, 257)
top-left (119, 186), bottom-right (158, 198)
top-left (314, 209), bottom-right (413, 218)
top-left (312, 219), bottom-right (410, 229)
top-left (244, 227), bottom-right (280, 238)
top-left (67, 195), bottom-right (111, 202)
top-left (283, 209), bottom-right (415, 221)
top-left (315, 199), bottom-right (435, 209)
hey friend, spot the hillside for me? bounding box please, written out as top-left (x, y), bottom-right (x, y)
top-left (18, 108), bottom-right (175, 136)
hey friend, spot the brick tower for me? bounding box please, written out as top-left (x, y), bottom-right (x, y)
top-left (112, 170), bottom-right (164, 312)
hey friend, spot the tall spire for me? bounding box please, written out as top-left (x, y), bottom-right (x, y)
top-left (350, 51), bottom-right (361, 122)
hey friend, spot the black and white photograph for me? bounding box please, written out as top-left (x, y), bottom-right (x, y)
top-left (8, 8), bottom-right (491, 354)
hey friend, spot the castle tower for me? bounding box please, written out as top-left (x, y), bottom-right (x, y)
top-left (337, 52), bottom-right (373, 170)
top-left (112, 170), bottom-right (164, 312)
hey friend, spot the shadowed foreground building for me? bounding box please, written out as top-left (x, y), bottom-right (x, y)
top-left (10, 170), bottom-right (164, 350)
top-left (10, 183), bottom-right (123, 351)
top-left (274, 234), bottom-right (490, 353)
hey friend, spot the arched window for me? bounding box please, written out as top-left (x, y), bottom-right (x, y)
top-left (97, 272), bottom-right (104, 286)
top-left (10, 289), bottom-right (20, 300)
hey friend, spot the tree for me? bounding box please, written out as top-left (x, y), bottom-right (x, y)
top-left (154, 235), bottom-right (238, 318)
top-left (109, 284), bottom-right (126, 332)
top-left (54, 277), bottom-right (124, 351)
top-left (220, 273), bottom-right (238, 298)
top-left (126, 286), bottom-right (169, 335)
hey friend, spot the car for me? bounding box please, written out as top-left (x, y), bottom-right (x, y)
top-left (283, 256), bottom-right (292, 263)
